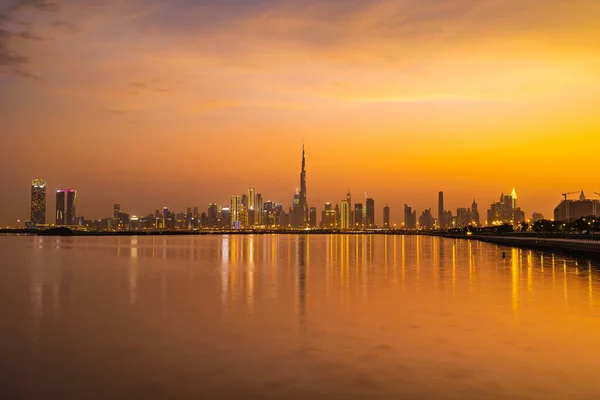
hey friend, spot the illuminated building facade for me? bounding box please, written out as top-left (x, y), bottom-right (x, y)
top-left (231, 196), bottom-right (240, 228)
top-left (340, 200), bottom-right (350, 230)
top-left (248, 188), bottom-right (256, 226)
top-left (487, 189), bottom-right (525, 225)
top-left (30, 178), bottom-right (46, 226)
top-left (256, 194), bottom-right (264, 225)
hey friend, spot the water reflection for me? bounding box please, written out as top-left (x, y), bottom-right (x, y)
top-left (5, 235), bottom-right (600, 398)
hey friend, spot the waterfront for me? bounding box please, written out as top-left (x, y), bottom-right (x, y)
top-left (1, 235), bottom-right (600, 399)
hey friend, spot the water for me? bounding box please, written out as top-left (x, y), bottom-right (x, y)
top-left (1, 235), bottom-right (599, 399)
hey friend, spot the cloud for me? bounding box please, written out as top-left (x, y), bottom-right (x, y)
top-left (12, 67), bottom-right (42, 79)
top-left (16, 30), bottom-right (45, 40)
top-left (0, 29), bottom-right (28, 66)
top-left (8, 0), bottom-right (61, 12)
top-left (50, 20), bottom-right (79, 33)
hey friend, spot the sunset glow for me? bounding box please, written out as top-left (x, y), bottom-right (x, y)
top-left (2, 0), bottom-right (600, 226)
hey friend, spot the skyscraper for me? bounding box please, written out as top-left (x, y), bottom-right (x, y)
top-left (340, 200), bottom-right (350, 230)
top-left (30, 178), bottom-right (46, 226)
top-left (309, 207), bottom-right (317, 228)
top-left (256, 194), bottom-right (264, 225)
top-left (354, 203), bottom-right (363, 229)
top-left (438, 191), bottom-right (444, 229)
top-left (248, 188), bottom-right (256, 226)
top-left (404, 204), bottom-right (417, 230)
top-left (383, 204), bottom-right (390, 228)
top-left (113, 204), bottom-right (120, 220)
top-left (293, 144), bottom-right (308, 228)
top-left (366, 198), bottom-right (375, 228)
top-left (419, 208), bottom-right (435, 230)
top-left (208, 204), bottom-right (218, 227)
top-left (346, 191), bottom-right (353, 227)
top-left (56, 190), bottom-right (65, 225)
top-left (472, 199), bottom-right (480, 226)
top-left (231, 196), bottom-right (240, 228)
top-left (66, 190), bottom-right (77, 226)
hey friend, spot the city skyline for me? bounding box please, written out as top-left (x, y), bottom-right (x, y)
top-left (2, 0), bottom-right (600, 226)
top-left (17, 146), bottom-right (600, 229)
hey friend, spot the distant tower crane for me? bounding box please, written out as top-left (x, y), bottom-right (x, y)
top-left (562, 191), bottom-right (579, 221)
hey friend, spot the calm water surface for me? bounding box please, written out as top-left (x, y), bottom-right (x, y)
top-left (1, 235), bottom-right (600, 399)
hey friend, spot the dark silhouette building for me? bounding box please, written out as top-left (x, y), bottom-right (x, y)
top-left (383, 204), bottom-right (390, 228)
top-left (438, 191), bottom-right (444, 229)
top-left (354, 203), bottom-right (363, 229)
top-left (56, 190), bottom-right (65, 225)
top-left (292, 145), bottom-right (309, 228)
top-left (309, 206), bottom-right (317, 228)
top-left (366, 198), bottom-right (375, 228)
top-left (404, 204), bottom-right (417, 230)
top-left (554, 191), bottom-right (599, 221)
top-left (419, 208), bottom-right (435, 230)
top-left (66, 190), bottom-right (77, 226)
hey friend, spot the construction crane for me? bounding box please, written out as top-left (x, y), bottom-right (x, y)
top-left (562, 191), bottom-right (578, 201)
top-left (562, 191), bottom-right (579, 221)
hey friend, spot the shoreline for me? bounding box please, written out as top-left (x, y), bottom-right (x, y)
top-left (2, 229), bottom-right (599, 258)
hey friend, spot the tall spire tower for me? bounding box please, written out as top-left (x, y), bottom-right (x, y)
top-left (298, 144), bottom-right (308, 227)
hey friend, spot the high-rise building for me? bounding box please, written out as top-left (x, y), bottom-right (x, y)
top-left (340, 200), bottom-right (350, 230)
top-left (186, 207), bottom-right (193, 228)
top-left (321, 203), bottom-right (336, 228)
top-left (472, 199), bottom-right (480, 227)
top-left (354, 203), bottom-right (363, 229)
top-left (113, 204), bottom-right (120, 221)
top-left (208, 204), bottom-right (218, 227)
top-left (404, 204), bottom-right (417, 230)
top-left (30, 178), bottom-right (46, 226)
top-left (456, 208), bottom-right (472, 228)
top-left (293, 144), bottom-right (309, 228)
top-left (419, 208), bottom-right (435, 230)
top-left (241, 194), bottom-right (248, 207)
top-left (438, 191), bottom-right (444, 229)
top-left (309, 207), bottom-right (317, 228)
top-left (383, 204), bottom-right (390, 228)
top-left (346, 191), bottom-right (353, 227)
top-left (65, 190), bottom-right (77, 226)
top-left (554, 190), bottom-right (599, 221)
top-left (487, 189), bottom-right (525, 225)
top-left (56, 190), bottom-right (65, 225)
top-left (366, 198), bottom-right (375, 228)
top-left (256, 193), bottom-right (264, 225)
top-left (231, 196), bottom-right (240, 228)
top-left (248, 188), bottom-right (256, 226)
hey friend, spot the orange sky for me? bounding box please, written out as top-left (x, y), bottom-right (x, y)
top-left (1, 0), bottom-right (599, 226)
